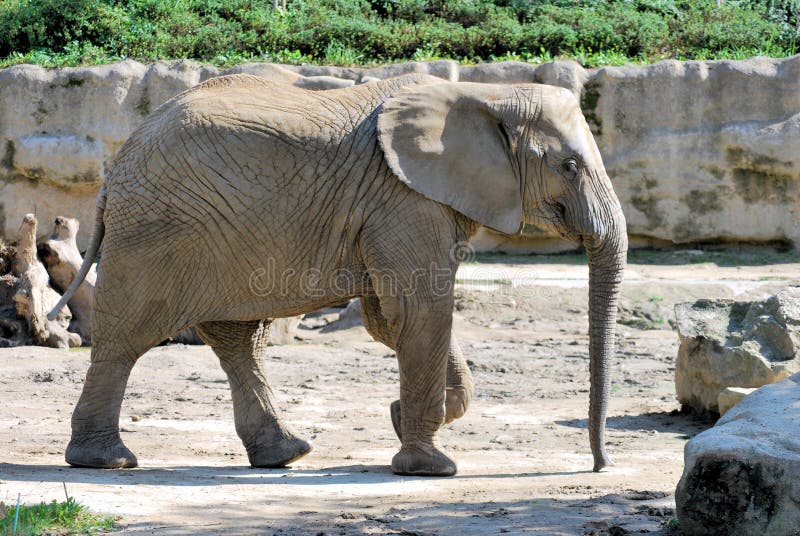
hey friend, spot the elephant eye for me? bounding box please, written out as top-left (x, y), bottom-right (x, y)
top-left (562, 158), bottom-right (579, 178)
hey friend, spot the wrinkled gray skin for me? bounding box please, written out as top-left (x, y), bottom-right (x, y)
top-left (53, 74), bottom-right (627, 476)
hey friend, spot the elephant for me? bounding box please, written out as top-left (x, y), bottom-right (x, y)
top-left (52, 73), bottom-right (627, 476)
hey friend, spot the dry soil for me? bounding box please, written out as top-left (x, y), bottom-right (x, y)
top-left (1, 248), bottom-right (798, 535)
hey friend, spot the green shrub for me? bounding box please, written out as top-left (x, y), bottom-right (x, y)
top-left (0, 0), bottom-right (796, 67)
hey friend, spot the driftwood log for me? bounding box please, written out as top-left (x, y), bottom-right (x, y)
top-left (11, 214), bottom-right (80, 348)
top-left (39, 216), bottom-right (96, 344)
top-left (0, 240), bottom-right (26, 347)
top-left (0, 213), bottom-right (300, 348)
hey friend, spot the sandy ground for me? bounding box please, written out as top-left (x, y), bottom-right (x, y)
top-left (1, 248), bottom-right (797, 535)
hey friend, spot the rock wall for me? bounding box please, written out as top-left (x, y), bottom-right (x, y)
top-left (1, 56), bottom-right (798, 251)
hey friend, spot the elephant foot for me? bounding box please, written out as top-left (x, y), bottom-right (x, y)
top-left (391, 444), bottom-right (457, 477)
top-left (247, 434), bottom-right (312, 468)
top-left (593, 452), bottom-right (614, 473)
top-left (65, 433), bottom-right (138, 469)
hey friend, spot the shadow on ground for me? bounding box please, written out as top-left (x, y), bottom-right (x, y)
top-left (116, 492), bottom-right (677, 535)
top-left (1, 463), bottom-right (589, 487)
top-left (476, 245), bottom-right (799, 268)
top-left (2, 463), bottom-right (678, 534)
top-left (556, 410), bottom-right (715, 438)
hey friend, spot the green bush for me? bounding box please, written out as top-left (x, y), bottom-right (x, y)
top-left (0, 0), bottom-right (796, 67)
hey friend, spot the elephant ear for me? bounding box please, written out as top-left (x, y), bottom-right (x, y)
top-left (377, 82), bottom-right (523, 235)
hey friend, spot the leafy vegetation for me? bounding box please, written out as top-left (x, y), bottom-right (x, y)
top-left (0, 0), bottom-right (797, 67)
top-left (0, 497), bottom-right (117, 535)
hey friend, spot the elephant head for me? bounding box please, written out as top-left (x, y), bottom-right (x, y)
top-left (378, 82), bottom-right (628, 471)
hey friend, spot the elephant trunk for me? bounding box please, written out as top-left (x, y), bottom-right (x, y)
top-left (584, 211), bottom-right (627, 472)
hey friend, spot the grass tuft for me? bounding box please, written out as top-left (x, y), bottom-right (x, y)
top-left (0, 497), bottom-right (117, 536)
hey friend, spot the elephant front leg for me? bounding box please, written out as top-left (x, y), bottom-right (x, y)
top-left (389, 334), bottom-right (473, 440)
top-left (196, 320), bottom-right (311, 467)
top-left (387, 303), bottom-right (456, 476)
top-left (362, 296), bottom-right (473, 440)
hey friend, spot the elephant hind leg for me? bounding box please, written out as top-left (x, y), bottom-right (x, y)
top-left (66, 333), bottom-right (163, 469)
top-left (361, 295), bottom-right (473, 438)
top-left (195, 319), bottom-right (311, 468)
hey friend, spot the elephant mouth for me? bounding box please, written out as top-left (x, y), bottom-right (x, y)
top-left (523, 202), bottom-right (575, 241)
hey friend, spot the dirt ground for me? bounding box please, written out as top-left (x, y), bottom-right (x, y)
top-left (1, 247), bottom-right (798, 535)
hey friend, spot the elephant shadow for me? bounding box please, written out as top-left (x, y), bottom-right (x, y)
top-left (0, 462), bottom-right (587, 488)
top-left (556, 410), bottom-right (715, 439)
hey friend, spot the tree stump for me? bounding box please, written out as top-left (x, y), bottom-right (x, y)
top-left (12, 214), bottom-right (81, 348)
top-left (39, 216), bottom-right (96, 344)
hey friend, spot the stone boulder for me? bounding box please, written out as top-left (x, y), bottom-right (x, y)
top-left (717, 387), bottom-right (756, 415)
top-left (359, 60), bottom-right (459, 82)
top-left (267, 316), bottom-right (301, 345)
top-left (292, 76), bottom-right (354, 90)
top-left (320, 299), bottom-right (363, 332)
top-left (717, 387), bottom-right (757, 416)
top-left (674, 287), bottom-right (800, 415)
top-left (221, 62), bottom-right (300, 83)
top-left (675, 371), bottom-right (800, 534)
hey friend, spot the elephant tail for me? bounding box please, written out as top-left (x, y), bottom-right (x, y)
top-left (47, 184), bottom-right (107, 322)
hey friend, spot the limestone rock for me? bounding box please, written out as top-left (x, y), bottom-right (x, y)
top-left (593, 56), bottom-right (800, 247)
top-left (13, 134), bottom-right (104, 185)
top-left (222, 62), bottom-right (299, 84)
top-left (360, 60), bottom-right (459, 82)
top-left (268, 316), bottom-right (301, 345)
top-left (459, 61), bottom-right (541, 83)
top-left (676, 372), bottom-right (800, 535)
top-left (338, 299), bottom-right (363, 328)
top-left (532, 61), bottom-right (589, 99)
top-left (318, 299), bottom-right (363, 333)
top-left (717, 387), bottom-right (757, 416)
top-left (674, 288), bottom-right (800, 415)
top-left (39, 216), bottom-right (96, 344)
top-left (293, 76), bottom-right (355, 90)
top-left (283, 65), bottom-right (363, 80)
top-left (1, 57), bottom-right (798, 251)
top-left (458, 60), bottom-right (587, 98)
top-left (142, 60), bottom-right (211, 111)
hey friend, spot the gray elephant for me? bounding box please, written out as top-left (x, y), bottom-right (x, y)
top-left (53, 73), bottom-right (627, 476)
